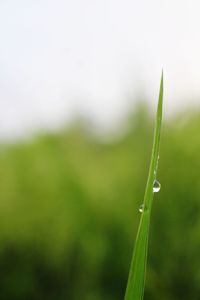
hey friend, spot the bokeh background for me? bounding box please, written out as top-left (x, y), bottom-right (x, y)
top-left (1, 1), bottom-right (200, 299)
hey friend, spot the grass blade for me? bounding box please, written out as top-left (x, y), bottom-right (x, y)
top-left (124, 72), bottom-right (164, 300)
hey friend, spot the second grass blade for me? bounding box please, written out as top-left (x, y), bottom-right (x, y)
top-left (124, 73), bottom-right (163, 300)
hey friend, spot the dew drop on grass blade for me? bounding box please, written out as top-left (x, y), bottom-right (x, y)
top-left (124, 72), bottom-right (163, 300)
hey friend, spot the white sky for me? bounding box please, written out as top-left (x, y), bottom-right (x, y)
top-left (0, 0), bottom-right (200, 139)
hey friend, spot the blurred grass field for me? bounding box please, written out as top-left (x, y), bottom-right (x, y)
top-left (0, 104), bottom-right (200, 300)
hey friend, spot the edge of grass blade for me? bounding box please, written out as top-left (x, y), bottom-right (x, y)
top-left (124, 72), bottom-right (163, 300)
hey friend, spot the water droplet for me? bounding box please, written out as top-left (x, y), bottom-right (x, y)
top-left (153, 180), bottom-right (161, 193)
top-left (139, 204), bottom-right (144, 213)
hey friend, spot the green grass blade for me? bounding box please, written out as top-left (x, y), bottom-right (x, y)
top-left (124, 72), bottom-right (164, 300)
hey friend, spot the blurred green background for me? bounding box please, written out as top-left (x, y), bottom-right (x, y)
top-left (0, 105), bottom-right (200, 300)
